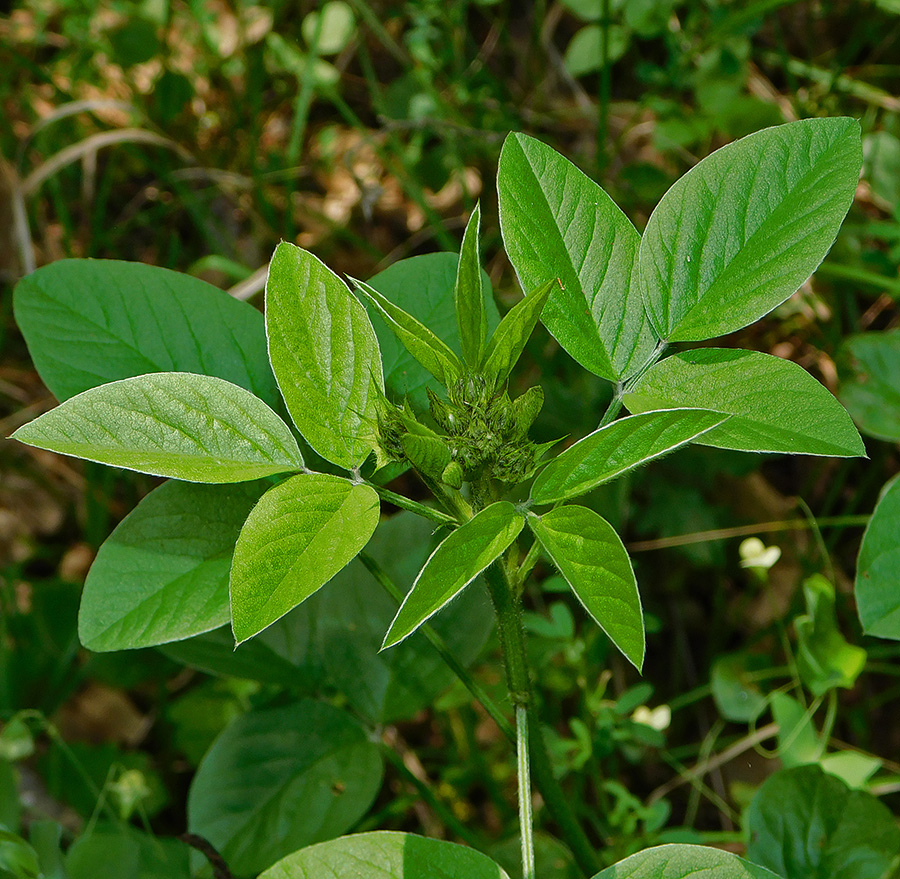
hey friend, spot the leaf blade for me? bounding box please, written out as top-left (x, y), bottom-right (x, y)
top-left (266, 242), bottom-right (384, 470)
top-left (531, 408), bottom-right (730, 504)
top-left (623, 349), bottom-right (866, 457)
top-left (12, 373), bottom-right (305, 482)
top-left (79, 481), bottom-right (267, 652)
top-left (640, 117), bottom-right (862, 341)
top-left (528, 506), bottom-right (644, 670)
top-left (13, 259), bottom-right (279, 406)
top-left (856, 474), bottom-right (900, 640)
top-left (455, 202), bottom-right (487, 367)
top-left (480, 278), bottom-right (557, 387)
top-left (382, 502), bottom-right (524, 649)
top-left (498, 132), bottom-right (657, 380)
top-left (230, 473), bottom-right (380, 644)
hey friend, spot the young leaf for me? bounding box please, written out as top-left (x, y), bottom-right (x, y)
top-left (480, 278), bottom-right (557, 388)
top-left (856, 474), bottom-right (900, 640)
top-left (531, 408), bottom-right (729, 504)
top-left (837, 329), bottom-right (900, 442)
top-left (79, 481), bottom-right (266, 652)
top-left (498, 133), bottom-right (658, 381)
top-left (382, 502), bottom-right (524, 649)
top-left (455, 202), bottom-right (487, 367)
top-left (589, 844), bottom-right (781, 879)
top-left (746, 765), bottom-right (900, 879)
top-left (12, 373), bottom-right (305, 482)
top-left (365, 253), bottom-right (499, 407)
top-left (640, 117), bottom-right (862, 342)
top-left (66, 827), bottom-right (190, 879)
top-left (350, 276), bottom-right (464, 388)
top-left (230, 473), bottom-right (380, 644)
top-left (259, 831), bottom-right (510, 879)
top-left (795, 575), bottom-right (866, 697)
top-left (188, 701), bottom-right (383, 878)
top-left (266, 242), bottom-right (384, 470)
top-left (13, 259), bottom-right (279, 406)
top-left (528, 506), bottom-right (644, 670)
top-left (623, 349), bottom-right (866, 457)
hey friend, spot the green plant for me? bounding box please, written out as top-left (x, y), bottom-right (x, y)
top-left (9, 116), bottom-right (866, 879)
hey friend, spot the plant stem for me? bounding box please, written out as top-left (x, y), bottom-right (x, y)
top-left (358, 551), bottom-right (515, 744)
top-left (517, 704), bottom-right (535, 879)
top-left (368, 483), bottom-right (458, 526)
top-left (483, 562), bottom-right (600, 877)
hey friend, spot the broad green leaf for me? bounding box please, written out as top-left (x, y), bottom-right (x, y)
top-left (819, 751), bottom-right (882, 790)
top-left (837, 329), bottom-right (900, 441)
top-left (856, 474), bottom-right (900, 639)
top-left (315, 513), bottom-right (493, 724)
top-left (624, 349), bottom-right (866, 456)
top-left (498, 132), bottom-right (657, 381)
top-left (382, 502), bottom-right (524, 649)
top-left (365, 253), bottom-right (499, 407)
top-left (795, 574), bottom-right (866, 696)
top-left (230, 473), bottom-right (380, 643)
top-left (12, 373), bottom-right (304, 482)
top-left (747, 765), bottom-right (900, 879)
top-left (528, 506), bottom-right (644, 670)
top-left (13, 259), bottom-right (279, 406)
top-left (260, 831), bottom-right (509, 879)
top-left (770, 692), bottom-right (823, 768)
top-left (351, 277), bottom-right (464, 388)
top-left (640, 117), bottom-right (862, 341)
top-left (590, 844), bottom-right (781, 878)
top-left (188, 700), bottom-right (383, 878)
top-left (266, 242), bottom-right (383, 469)
top-left (80, 481), bottom-right (266, 652)
top-left (481, 278), bottom-right (557, 388)
top-left (0, 828), bottom-right (40, 879)
top-left (489, 832), bottom-right (578, 879)
top-left (66, 827), bottom-right (190, 879)
top-left (531, 408), bottom-right (729, 504)
top-left (455, 202), bottom-right (487, 366)
top-left (710, 651), bottom-right (770, 723)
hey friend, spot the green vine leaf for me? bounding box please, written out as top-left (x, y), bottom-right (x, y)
top-left (230, 473), bottom-right (380, 644)
top-left (266, 242), bottom-right (384, 470)
top-left (382, 502), bottom-right (524, 649)
top-left (12, 373), bottom-right (304, 482)
top-left (640, 117), bottom-right (862, 342)
top-left (529, 506), bottom-right (644, 670)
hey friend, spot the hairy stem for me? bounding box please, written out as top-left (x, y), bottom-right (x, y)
top-left (483, 562), bottom-right (600, 877)
top-left (517, 704), bottom-right (535, 879)
top-left (368, 483), bottom-right (458, 526)
top-left (359, 551), bottom-right (515, 744)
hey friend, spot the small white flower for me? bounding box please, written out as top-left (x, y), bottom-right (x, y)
top-left (739, 537), bottom-right (781, 570)
top-left (632, 704), bottom-right (671, 731)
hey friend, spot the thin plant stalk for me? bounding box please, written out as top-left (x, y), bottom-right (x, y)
top-left (517, 704), bottom-right (535, 879)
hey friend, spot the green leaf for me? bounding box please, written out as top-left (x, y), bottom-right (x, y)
top-left (747, 765), bottom-right (900, 879)
top-left (230, 473), bottom-right (380, 643)
top-left (188, 700), bottom-right (383, 878)
top-left (531, 408), bottom-right (729, 504)
top-left (351, 276), bottom-right (464, 389)
top-left (624, 349), bottom-right (866, 456)
top-left (498, 133), bottom-right (657, 381)
top-left (837, 329), bottom-right (900, 442)
top-left (528, 506), bottom-right (644, 670)
top-left (480, 278), bottom-right (557, 388)
top-left (455, 202), bottom-right (488, 367)
top-left (260, 831), bottom-right (509, 879)
top-left (314, 513), bottom-right (494, 724)
top-left (266, 242), bottom-right (384, 470)
top-left (640, 117), bottom-right (862, 342)
top-left (79, 480), bottom-right (266, 652)
top-left (710, 651), bottom-right (769, 723)
top-left (563, 24), bottom-right (630, 77)
top-left (770, 692), bottom-right (823, 768)
top-left (302, 0), bottom-right (355, 55)
top-left (12, 373), bottom-right (304, 482)
top-left (0, 828), bottom-right (40, 879)
top-left (856, 474), bottom-right (900, 640)
top-left (795, 574), bottom-right (866, 696)
top-left (365, 253), bottom-right (499, 407)
top-left (66, 827), bottom-right (190, 879)
top-left (382, 502), bottom-right (524, 649)
top-left (13, 259), bottom-right (278, 406)
top-left (589, 843), bottom-right (781, 878)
